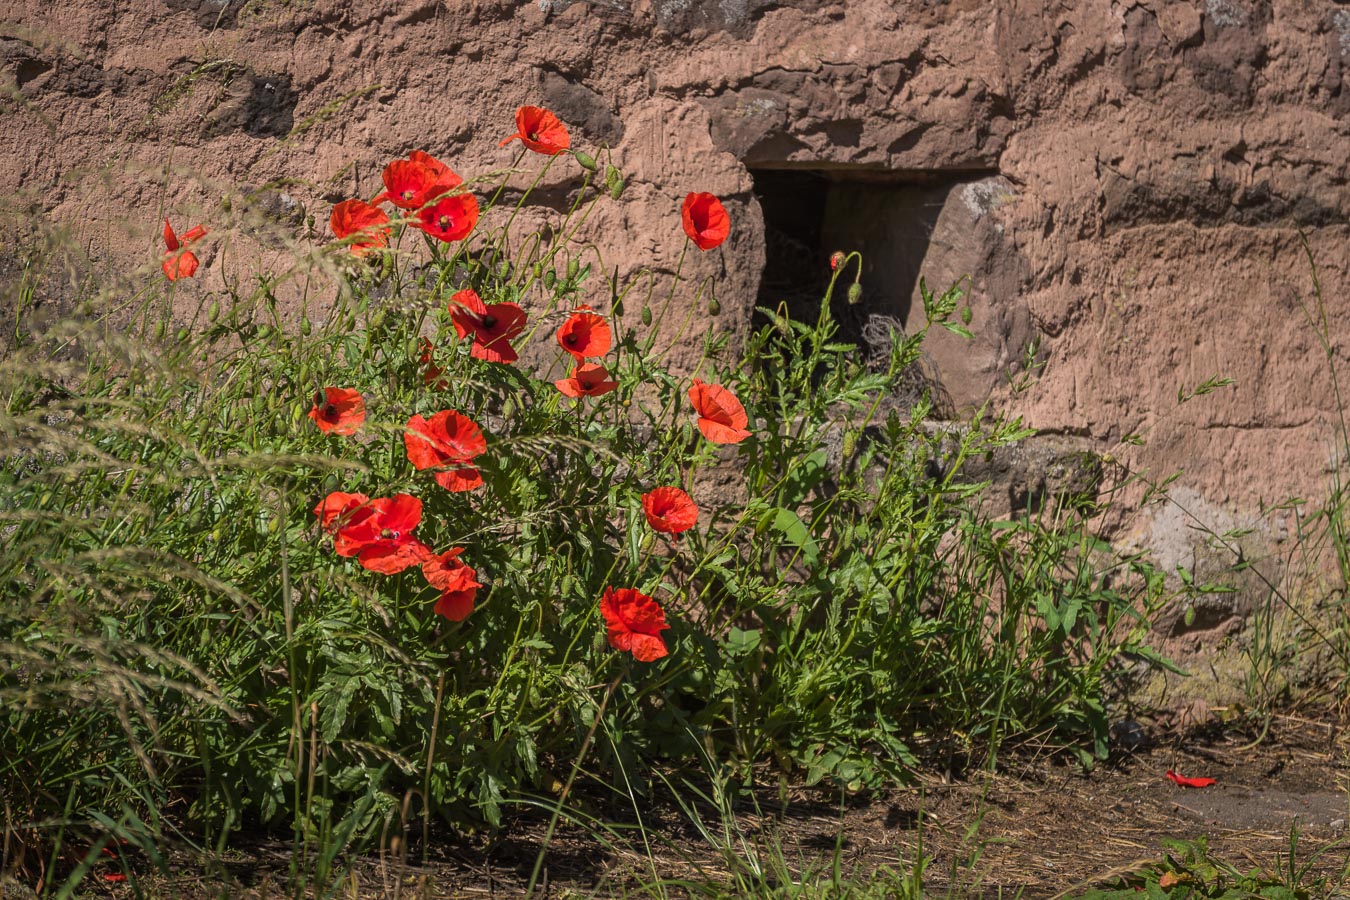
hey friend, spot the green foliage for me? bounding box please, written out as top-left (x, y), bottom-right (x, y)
top-left (1076, 832), bottom-right (1345, 899)
top-left (1, 144), bottom-right (1173, 891)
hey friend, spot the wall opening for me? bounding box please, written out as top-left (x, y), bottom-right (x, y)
top-left (749, 166), bottom-right (1000, 376)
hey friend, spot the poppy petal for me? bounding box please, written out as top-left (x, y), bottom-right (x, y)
top-left (1165, 770), bottom-right (1217, 788)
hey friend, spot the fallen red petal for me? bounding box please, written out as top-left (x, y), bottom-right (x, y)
top-left (1165, 769), bottom-right (1217, 788)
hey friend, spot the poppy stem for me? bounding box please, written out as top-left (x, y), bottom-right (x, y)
top-left (641, 240), bottom-right (689, 355)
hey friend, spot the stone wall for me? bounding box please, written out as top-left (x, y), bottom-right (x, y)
top-left (3, 0), bottom-right (1348, 658)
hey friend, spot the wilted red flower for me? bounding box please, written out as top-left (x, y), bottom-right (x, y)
top-left (162, 219), bottom-right (207, 281)
top-left (449, 288), bottom-right (526, 364)
top-left (418, 337), bottom-right (448, 389)
top-left (405, 409), bottom-right (487, 492)
top-left (422, 547), bottom-right (482, 622)
top-left (1165, 770), bottom-right (1217, 788)
top-left (307, 387), bottom-right (366, 435)
top-left (600, 587), bottom-right (670, 662)
top-left (641, 486), bottom-right (699, 538)
top-left (373, 151), bottom-right (463, 210)
top-left (499, 105), bottom-right (571, 156)
top-left (556, 305), bottom-right (611, 359)
top-left (681, 193), bottom-right (729, 251)
top-left (688, 378), bottom-right (751, 444)
top-left (412, 192), bottom-right (480, 243)
top-left (555, 363), bottom-right (619, 398)
top-left (330, 199), bottom-right (391, 256)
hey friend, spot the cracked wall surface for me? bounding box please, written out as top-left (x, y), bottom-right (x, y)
top-left (2, 0), bottom-right (1348, 644)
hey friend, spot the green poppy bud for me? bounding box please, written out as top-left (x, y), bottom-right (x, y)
top-left (207, 300), bottom-right (221, 324)
top-left (532, 262), bottom-right (543, 279)
top-left (961, 306), bottom-right (973, 325)
top-left (641, 305), bottom-right (652, 326)
top-left (841, 430), bottom-right (857, 458)
top-left (501, 397), bottom-right (516, 418)
top-left (176, 327), bottom-right (190, 343)
top-left (566, 258), bottom-right (579, 280)
top-left (544, 270), bottom-right (556, 289)
top-left (257, 324), bottom-right (273, 340)
top-left (154, 321), bottom-right (167, 341)
top-left (708, 297), bottom-right (721, 316)
top-left (575, 151), bottom-right (597, 172)
top-left (847, 283), bottom-right (863, 306)
top-left (300, 316), bottom-right (311, 336)
top-left (609, 176), bottom-right (625, 201)
top-left (267, 515), bottom-right (281, 534)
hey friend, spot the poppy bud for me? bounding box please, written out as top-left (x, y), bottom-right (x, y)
top-left (641, 305), bottom-right (653, 326)
top-left (300, 316), bottom-right (311, 335)
top-left (605, 165), bottom-right (620, 190)
top-left (847, 283), bottom-right (863, 306)
top-left (267, 515), bottom-right (281, 534)
top-left (323, 473), bottom-right (340, 493)
top-left (544, 271), bottom-right (556, 289)
top-left (532, 262), bottom-right (543, 279)
top-left (369, 309), bottom-right (387, 331)
top-left (566, 258), bottom-right (579, 280)
top-left (176, 327), bottom-right (190, 343)
top-left (154, 321), bottom-right (167, 341)
top-left (829, 251), bottom-right (845, 270)
top-left (207, 300), bottom-right (220, 323)
top-left (961, 306), bottom-right (973, 325)
top-left (502, 397), bottom-right (516, 418)
top-left (841, 430), bottom-right (857, 458)
top-left (221, 195), bottom-right (232, 213)
top-left (609, 176), bottom-right (625, 201)
top-left (708, 297), bottom-right (721, 317)
top-left (211, 525), bottom-right (223, 542)
top-left (257, 324), bottom-right (273, 340)
top-left (574, 150), bottom-right (597, 172)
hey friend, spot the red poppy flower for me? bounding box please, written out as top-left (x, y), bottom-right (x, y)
top-left (829, 251), bottom-right (845, 270)
top-left (1165, 770), bottom-right (1217, 788)
top-left (688, 379), bottom-right (751, 444)
top-left (418, 337), bottom-right (449, 389)
top-left (449, 288), bottom-right (526, 364)
top-left (641, 486), bottom-right (699, 538)
top-left (314, 491), bottom-right (371, 535)
top-left (412, 192), bottom-right (480, 243)
top-left (555, 363), bottom-right (619, 398)
top-left (499, 105), bottom-right (571, 156)
top-left (328, 493), bottom-right (430, 574)
top-left (373, 152), bottom-right (463, 210)
top-left (681, 193), bottom-right (729, 251)
top-left (330, 199), bottom-right (391, 256)
top-left (162, 219), bottom-right (207, 281)
top-left (556, 305), bottom-right (611, 359)
top-left (405, 410), bottom-right (487, 492)
top-left (307, 387), bottom-right (366, 435)
top-left (422, 547), bottom-right (483, 622)
top-left (600, 587), bottom-right (670, 662)
top-left (103, 873), bottom-right (128, 883)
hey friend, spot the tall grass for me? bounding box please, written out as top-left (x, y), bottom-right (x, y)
top-left (3, 136), bottom-right (1175, 892)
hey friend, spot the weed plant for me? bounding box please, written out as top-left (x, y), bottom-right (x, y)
top-left (2, 108), bottom-right (1172, 891)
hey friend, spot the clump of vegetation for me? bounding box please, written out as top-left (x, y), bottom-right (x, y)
top-left (2, 104), bottom-right (1175, 892)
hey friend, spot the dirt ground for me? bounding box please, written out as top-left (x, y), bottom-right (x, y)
top-left (15, 714), bottom-right (1350, 898)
